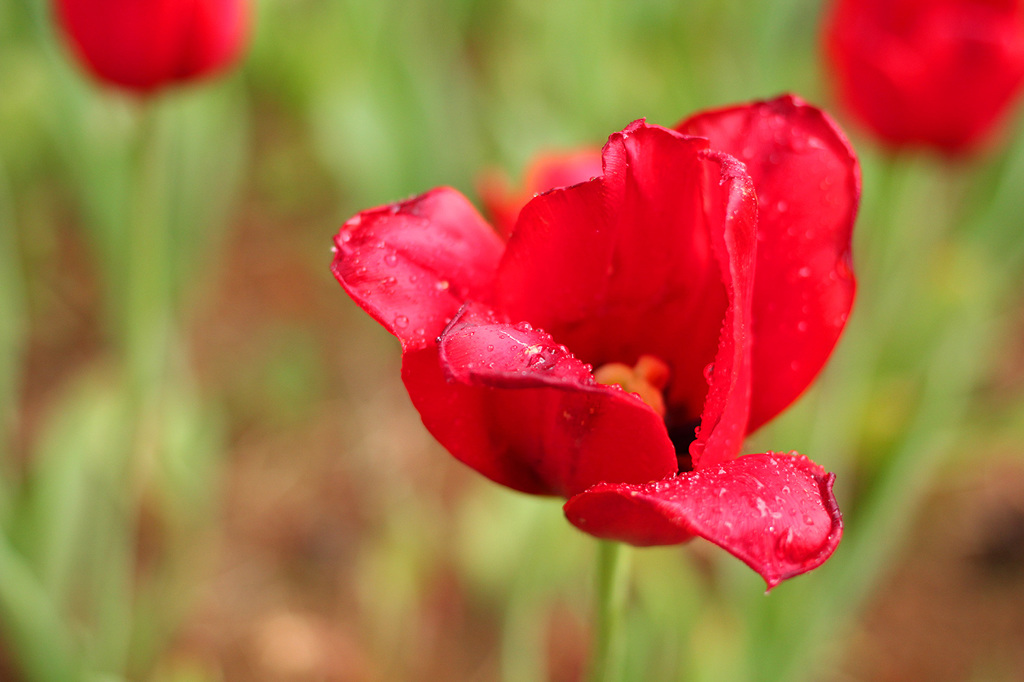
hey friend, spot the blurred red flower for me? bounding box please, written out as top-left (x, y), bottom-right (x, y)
top-left (478, 150), bottom-right (603, 238)
top-left (54, 0), bottom-right (249, 93)
top-left (824, 0), bottom-right (1024, 153)
top-left (332, 95), bottom-right (860, 588)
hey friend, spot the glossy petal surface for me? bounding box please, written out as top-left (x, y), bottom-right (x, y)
top-left (403, 304), bottom-right (677, 497)
top-left (686, 151), bottom-right (757, 469)
top-left (331, 188), bottom-right (505, 351)
top-left (495, 122), bottom-right (735, 426)
top-left (55, 0), bottom-right (249, 93)
top-left (564, 452), bottom-right (843, 588)
top-left (678, 96), bottom-right (859, 431)
top-left (824, 0), bottom-right (1024, 152)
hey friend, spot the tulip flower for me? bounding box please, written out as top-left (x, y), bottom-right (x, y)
top-left (54, 0), bottom-right (249, 93)
top-left (824, 0), bottom-right (1024, 153)
top-left (332, 96), bottom-right (860, 587)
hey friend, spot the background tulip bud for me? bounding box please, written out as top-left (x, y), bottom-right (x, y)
top-left (54, 0), bottom-right (250, 93)
top-left (824, 0), bottom-right (1024, 153)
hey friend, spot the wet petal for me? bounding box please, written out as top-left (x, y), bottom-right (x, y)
top-left (678, 95), bottom-right (859, 431)
top-left (402, 303), bottom-right (678, 497)
top-left (688, 150), bottom-right (757, 469)
top-left (495, 122), bottom-right (735, 426)
top-left (563, 452), bottom-right (843, 589)
top-left (331, 187), bottom-right (505, 350)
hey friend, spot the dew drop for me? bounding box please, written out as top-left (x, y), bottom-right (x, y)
top-left (703, 362), bottom-right (715, 382)
top-left (384, 253), bottom-right (398, 266)
top-left (394, 315), bottom-right (410, 329)
top-left (436, 280), bottom-right (450, 291)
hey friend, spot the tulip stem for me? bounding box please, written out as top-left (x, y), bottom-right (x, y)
top-left (589, 540), bottom-right (630, 682)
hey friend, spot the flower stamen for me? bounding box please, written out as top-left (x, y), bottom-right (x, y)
top-left (594, 355), bottom-right (671, 417)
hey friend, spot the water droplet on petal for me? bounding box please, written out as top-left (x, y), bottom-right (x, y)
top-left (703, 362), bottom-right (715, 382)
top-left (384, 253), bottom-right (398, 266)
top-left (394, 315), bottom-right (409, 329)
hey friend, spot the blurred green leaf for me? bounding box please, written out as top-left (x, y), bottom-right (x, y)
top-left (0, 162), bottom-right (24, 518)
top-left (0, 531), bottom-right (81, 682)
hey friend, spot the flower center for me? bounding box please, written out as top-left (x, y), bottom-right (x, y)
top-left (594, 355), bottom-right (670, 418)
top-left (595, 355), bottom-right (699, 473)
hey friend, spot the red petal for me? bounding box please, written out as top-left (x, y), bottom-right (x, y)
top-left (479, 149), bottom-right (603, 238)
top-left (563, 452), bottom-right (843, 589)
top-left (495, 122), bottom-right (741, 429)
top-left (688, 150), bottom-right (757, 469)
top-left (678, 96), bottom-right (859, 432)
top-left (331, 187), bottom-right (505, 351)
top-left (402, 303), bottom-right (678, 497)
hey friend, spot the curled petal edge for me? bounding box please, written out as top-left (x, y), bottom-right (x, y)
top-left (331, 187), bottom-right (505, 351)
top-left (563, 452), bottom-right (843, 589)
top-left (420, 303), bottom-right (678, 497)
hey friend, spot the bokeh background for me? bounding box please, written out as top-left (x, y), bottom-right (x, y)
top-left (2, 0), bottom-right (1024, 680)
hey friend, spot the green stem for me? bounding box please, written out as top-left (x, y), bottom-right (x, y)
top-left (589, 540), bottom-right (630, 682)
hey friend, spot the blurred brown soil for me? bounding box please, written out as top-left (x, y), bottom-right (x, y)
top-left (836, 462), bottom-right (1024, 682)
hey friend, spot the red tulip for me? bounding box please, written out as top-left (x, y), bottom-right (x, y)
top-left (824, 0), bottom-right (1024, 153)
top-left (332, 95), bottom-right (860, 588)
top-left (54, 0), bottom-right (249, 93)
